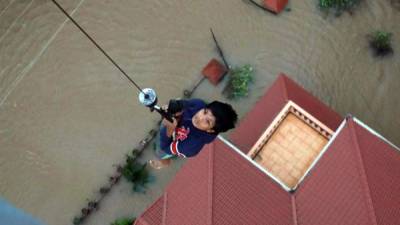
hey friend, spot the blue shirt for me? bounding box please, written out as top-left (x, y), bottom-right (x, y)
top-left (160, 99), bottom-right (217, 158)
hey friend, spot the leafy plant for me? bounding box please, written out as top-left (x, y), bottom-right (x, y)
top-left (318, 0), bottom-right (361, 16)
top-left (73, 217), bottom-right (83, 225)
top-left (368, 31), bottom-right (393, 56)
top-left (223, 64), bottom-right (254, 99)
top-left (111, 217), bottom-right (135, 225)
top-left (122, 155), bottom-right (155, 193)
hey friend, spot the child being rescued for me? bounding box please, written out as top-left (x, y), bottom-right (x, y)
top-left (149, 98), bottom-right (238, 169)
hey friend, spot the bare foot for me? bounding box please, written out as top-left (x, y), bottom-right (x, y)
top-left (149, 159), bottom-right (171, 170)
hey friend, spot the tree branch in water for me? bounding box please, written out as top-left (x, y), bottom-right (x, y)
top-left (210, 28), bottom-right (230, 71)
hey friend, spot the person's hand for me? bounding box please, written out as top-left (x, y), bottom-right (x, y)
top-left (163, 117), bottom-right (178, 137)
top-left (162, 117), bottom-right (178, 128)
top-left (161, 104), bottom-right (168, 111)
top-left (162, 104), bottom-right (183, 117)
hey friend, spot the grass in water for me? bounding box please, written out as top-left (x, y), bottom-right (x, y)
top-left (223, 64), bottom-right (254, 100)
top-left (318, 0), bottom-right (361, 16)
top-left (122, 155), bottom-right (155, 193)
top-left (368, 31), bottom-right (393, 57)
top-left (111, 217), bottom-right (135, 225)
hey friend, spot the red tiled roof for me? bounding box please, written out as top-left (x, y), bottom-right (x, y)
top-left (135, 196), bottom-right (164, 225)
top-left (350, 120), bottom-right (400, 225)
top-left (135, 139), bottom-right (293, 225)
top-left (135, 75), bottom-right (400, 225)
top-left (135, 119), bottom-right (400, 225)
top-left (294, 118), bottom-right (400, 225)
top-left (230, 73), bottom-right (342, 154)
top-left (295, 119), bottom-right (376, 225)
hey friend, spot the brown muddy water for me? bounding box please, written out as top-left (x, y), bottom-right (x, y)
top-left (0, 0), bottom-right (399, 224)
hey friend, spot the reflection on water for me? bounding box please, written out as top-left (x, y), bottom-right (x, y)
top-left (0, 0), bottom-right (399, 224)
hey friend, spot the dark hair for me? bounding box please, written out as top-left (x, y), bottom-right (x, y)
top-left (206, 101), bottom-right (238, 133)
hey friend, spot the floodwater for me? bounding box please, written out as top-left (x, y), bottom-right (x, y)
top-left (0, 0), bottom-right (399, 224)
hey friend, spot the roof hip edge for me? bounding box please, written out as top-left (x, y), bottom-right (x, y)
top-left (207, 142), bottom-right (215, 225)
top-left (293, 118), bottom-right (347, 190)
top-left (291, 195), bottom-right (298, 225)
top-left (162, 193), bottom-right (168, 225)
top-left (353, 117), bottom-right (400, 152)
top-left (217, 135), bottom-right (291, 191)
top-left (348, 120), bottom-right (378, 225)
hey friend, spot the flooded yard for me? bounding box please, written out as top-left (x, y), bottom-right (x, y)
top-left (0, 0), bottom-right (399, 224)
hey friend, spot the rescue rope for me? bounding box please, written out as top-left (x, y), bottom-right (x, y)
top-left (51, 0), bottom-right (147, 96)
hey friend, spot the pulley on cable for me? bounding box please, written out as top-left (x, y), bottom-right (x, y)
top-left (138, 88), bottom-right (175, 122)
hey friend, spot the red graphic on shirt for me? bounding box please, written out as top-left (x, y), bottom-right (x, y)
top-left (175, 126), bottom-right (190, 141)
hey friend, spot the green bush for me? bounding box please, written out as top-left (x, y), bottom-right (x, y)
top-left (111, 217), bottom-right (135, 225)
top-left (318, 0), bottom-right (361, 15)
top-left (122, 156), bottom-right (154, 193)
top-left (223, 65), bottom-right (254, 100)
top-left (368, 31), bottom-right (393, 56)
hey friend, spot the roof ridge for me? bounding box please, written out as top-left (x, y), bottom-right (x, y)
top-left (207, 142), bottom-right (215, 225)
top-left (290, 195), bottom-right (298, 225)
top-left (348, 120), bottom-right (378, 225)
top-left (162, 193), bottom-right (168, 225)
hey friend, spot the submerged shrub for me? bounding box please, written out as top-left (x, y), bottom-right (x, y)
top-left (122, 155), bottom-right (155, 193)
top-left (368, 31), bottom-right (393, 56)
top-left (391, 0), bottom-right (400, 10)
top-left (111, 217), bottom-right (135, 225)
top-left (318, 0), bottom-right (361, 16)
top-left (223, 64), bottom-right (254, 100)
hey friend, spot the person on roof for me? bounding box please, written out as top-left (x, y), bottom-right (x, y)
top-left (149, 98), bottom-right (238, 169)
